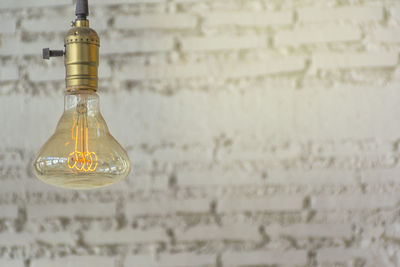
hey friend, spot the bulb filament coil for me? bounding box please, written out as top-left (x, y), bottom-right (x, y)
top-left (68, 116), bottom-right (98, 172)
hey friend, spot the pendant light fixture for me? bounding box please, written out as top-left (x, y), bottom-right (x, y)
top-left (33, 0), bottom-right (131, 189)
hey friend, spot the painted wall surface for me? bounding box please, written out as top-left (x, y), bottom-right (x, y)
top-left (1, 0), bottom-right (400, 266)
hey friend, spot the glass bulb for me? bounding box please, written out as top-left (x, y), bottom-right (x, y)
top-left (33, 90), bottom-right (130, 189)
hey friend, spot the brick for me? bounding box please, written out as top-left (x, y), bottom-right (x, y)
top-left (317, 248), bottom-right (373, 263)
top-left (221, 56), bottom-right (305, 77)
top-left (0, 149), bottom-right (24, 168)
top-left (125, 173), bottom-right (169, 191)
top-left (312, 194), bottom-right (399, 211)
top-left (0, 0), bottom-right (71, 9)
top-left (310, 141), bottom-right (394, 155)
top-left (0, 260), bottom-right (23, 267)
top-left (265, 224), bottom-right (352, 238)
top-left (31, 256), bottom-right (115, 267)
top-left (298, 6), bottom-right (383, 23)
top-left (372, 27), bottom-right (400, 43)
top-left (180, 35), bottom-right (266, 51)
top-left (126, 199), bottom-right (210, 216)
top-left (118, 62), bottom-right (210, 80)
top-left (159, 253), bottom-right (215, 266)
top-left (28, 203), bottom-right (116, 219)
top-left (0, 64), bottom-right (18, 81)
top-left (84, 228), bottom-right (168, 244)
top-left (384, 223), bottom-right (400, 238)
top-left (267, 170), bottom-right (356, 185)
top-left (0, 17), bottom-right (16, 34)
top-left (125, 253), bottom-right (215, 267)
top-left (0, 180), bottom-right (25, 194)
top-left (361, 169), bottom-right (400, 184)
top-left (176, 224), bottom-right (260, 242)
top-left (312, 52), bottom-right (398, 70)
top-left (101, 36), bottom-right (174, 54)
top-left (390, 3), bottom-right (400, 19)
top-left (222, 250), bottom-right (308, 266)
top-left (218, 147), bottom-right (295, 162)
top-left (382, 223), bottom-right (400, 239)
top-left (28, 64), bottom-right (64, 82)
top-left (115, 14), bottom-right (197, 29)
top-left (139, 146), bottom-right (212, 164)
top-left (0, 205), bottom-right (18, 218)
top-left (204, 11), bottom-right (293, 27)
top-left (118, 56), bottom-right (305, 80)
top-left (100, 62), bottom-right (113, 78)
top-left (0, 231), bottom-right (74, 246)
top-left (21, 16), bottom-right (70, 33)
top-left (177, 170), bottom-right (265, 186)
top-left (32, 231), bottom-right (75, 245)
top-left (90, 16), bottom-right (110, 32)
top-left (123, 254), bottom-right (158, 267)
top-left (0, 232), bottom-right (30, 246)
top-left (217, 195), bottom-right (304, 213)
top-left (275, 25), bottom-right (361, 46)
top-left (0, 179), bottom-right (66, 194)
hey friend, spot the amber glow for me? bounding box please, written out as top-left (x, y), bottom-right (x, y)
top-left (68, 117), bottom-right (98, 172)
top-left (34, 91), bottom-right (130, 190)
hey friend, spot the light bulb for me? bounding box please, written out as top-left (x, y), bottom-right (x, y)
top-left (33, 1), bottom-right (130, 189)
top-left (34, 91), bottom-right (130, 189)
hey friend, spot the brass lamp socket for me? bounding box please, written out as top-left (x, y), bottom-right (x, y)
top-left (64, 19), bottom-right (99, 92)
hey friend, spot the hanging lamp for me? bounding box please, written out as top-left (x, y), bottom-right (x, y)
top-left (33, 0), bottom-right (131, 189)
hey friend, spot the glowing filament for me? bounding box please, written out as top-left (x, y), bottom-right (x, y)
top-left (68, 117), bottom-right (97, 172)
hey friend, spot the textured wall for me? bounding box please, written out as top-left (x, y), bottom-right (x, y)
top-left (1, 0), bottom-right (400, 266)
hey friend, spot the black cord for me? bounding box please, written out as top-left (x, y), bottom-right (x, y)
top-left (75, 0), bottom-right (89, 20)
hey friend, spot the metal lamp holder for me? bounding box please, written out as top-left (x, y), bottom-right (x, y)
top-left (42, 0), bottom-right (99, 92)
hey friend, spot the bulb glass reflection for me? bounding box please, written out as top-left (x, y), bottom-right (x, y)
top-left (34, 90), bottom-right (130, 189)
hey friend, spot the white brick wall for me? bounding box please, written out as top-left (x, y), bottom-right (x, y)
top-left (0, 0), bottom-right (400, 266)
